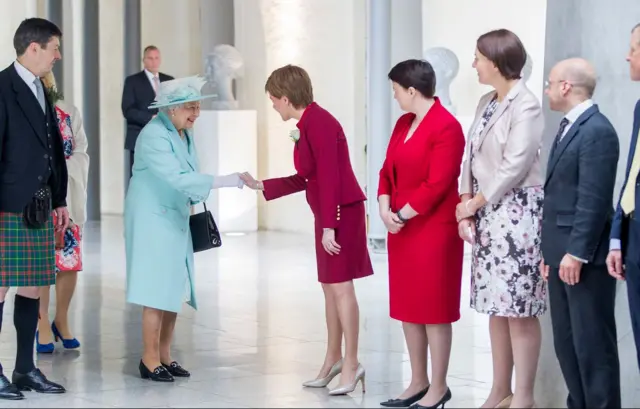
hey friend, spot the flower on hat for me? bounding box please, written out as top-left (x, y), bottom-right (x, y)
top-left (149, 75), bottom-right (215, 108)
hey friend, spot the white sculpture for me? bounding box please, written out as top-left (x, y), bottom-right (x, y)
top-left (204, 44), bottom-right (244, 110)
top-left (424, 47), bottom-right (459, 115)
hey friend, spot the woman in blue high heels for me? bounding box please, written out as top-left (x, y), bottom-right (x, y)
top-left (36, 71), bottom-right (89, 353)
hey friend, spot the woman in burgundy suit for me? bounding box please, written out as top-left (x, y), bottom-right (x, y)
top-left (378, 60), bottom-right (465, 409)
top-left (240, 65), bottom-right (373, 396)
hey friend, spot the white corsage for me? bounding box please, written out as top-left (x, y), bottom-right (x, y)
top-left (289, 129), bottom-right (300, 143)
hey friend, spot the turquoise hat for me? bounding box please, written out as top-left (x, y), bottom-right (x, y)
top-left (148, 75), bottom-right (216, 109)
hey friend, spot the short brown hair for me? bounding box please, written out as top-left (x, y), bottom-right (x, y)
top-left (143, 45), bottom-right (159, 55)
top-left (264, 65), bottom-right (313, 109)
top-left (476, 29), bottom-right (526, 80)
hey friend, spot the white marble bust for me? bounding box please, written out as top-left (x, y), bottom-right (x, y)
top-left (204, 44), bottom-right (244, 110)
top-left (423, 47), bottom-right (459, 115)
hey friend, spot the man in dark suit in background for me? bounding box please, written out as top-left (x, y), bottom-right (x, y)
top-left (121, 45), bottom-right (173, 178)
top-left (608, 22), bottom-right (640, 376)
top-left (541, 58), bottom-right (621, 408)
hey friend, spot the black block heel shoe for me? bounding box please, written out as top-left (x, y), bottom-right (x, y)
top-left (162, 361), bottom-right (190, 378)
top-left (139, 360), bottom-right (174, 382)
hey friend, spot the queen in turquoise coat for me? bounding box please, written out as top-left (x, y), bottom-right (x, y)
top-left (124, 76), bottom-right (243, 382)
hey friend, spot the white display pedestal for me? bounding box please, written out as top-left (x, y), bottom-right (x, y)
top-left (193, 110), bottom-right (258, 233)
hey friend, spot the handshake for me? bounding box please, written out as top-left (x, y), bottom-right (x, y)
top-left (212, 172), bottom-right (262, 190)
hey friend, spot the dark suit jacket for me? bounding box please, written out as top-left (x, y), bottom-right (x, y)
top-left (542, 105), bottom-right (619, 267)
top-left (611, 99), bottom-right (640, 262)
top-left (121, 70), bottom-right (173, 151)
top-left (0, 64), bottom-right (68, 212)
top-left (262, 102), bottom-right (365, 229)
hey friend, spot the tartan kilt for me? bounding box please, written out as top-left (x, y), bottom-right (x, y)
top-left (0, 211), bottom-right (56, 287)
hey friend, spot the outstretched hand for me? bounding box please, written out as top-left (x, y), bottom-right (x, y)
top-left (240, 172), bottom-right (263, 190)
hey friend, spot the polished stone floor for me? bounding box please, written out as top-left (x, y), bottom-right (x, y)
top-left (0, 216), bottom-right (638, 408)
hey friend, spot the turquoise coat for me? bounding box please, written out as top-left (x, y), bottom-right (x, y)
top-left (124, 113), bottom-right (213, 313)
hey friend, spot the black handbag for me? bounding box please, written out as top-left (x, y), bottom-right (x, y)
top-left (189, 202), bottom-right (222, 252)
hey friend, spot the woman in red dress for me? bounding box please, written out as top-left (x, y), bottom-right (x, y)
top-left (240, 65), bottom-right (373, 396)
top-left (377, 60), bottom-right (465, 409)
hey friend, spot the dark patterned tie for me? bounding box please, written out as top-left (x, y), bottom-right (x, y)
top-left (554, 118), bottom-right (570, 146)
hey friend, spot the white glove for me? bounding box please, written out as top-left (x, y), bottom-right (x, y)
top-left (211, 173), bottom-right (244, 189)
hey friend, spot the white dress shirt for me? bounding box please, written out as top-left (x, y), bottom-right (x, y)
top-left (144, 69), bottom-right (159, 92)
top-left (560, 99), bottom-right (594, 142)
top-left (13, 60), bottom-right (39, 99)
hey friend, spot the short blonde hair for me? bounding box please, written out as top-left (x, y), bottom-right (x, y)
top-left (264, 64), bottom-right (313, 109)
top-left (41, 71), bottom-right (57, 90)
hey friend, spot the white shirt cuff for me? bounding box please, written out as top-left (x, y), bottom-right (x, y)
top-left (610, 239), bottom-right (622, 251)
top-left (568, 253), bottom-right (588, 264)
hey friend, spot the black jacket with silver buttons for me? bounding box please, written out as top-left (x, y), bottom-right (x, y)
top-left (0, 64), bottom-right (68, 212)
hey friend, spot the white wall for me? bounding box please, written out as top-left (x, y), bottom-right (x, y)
top-left (234, 0), bottom-right (367, 234)
top-left (0, 0), bottom-right (38, 68)
top-left (140, 0), bottom-right (202, 78)
top-left (422, 0), bottom-right (548, 120)
top-left (98, 0), bottom-right (125, 216)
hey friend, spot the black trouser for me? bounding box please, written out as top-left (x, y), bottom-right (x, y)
top-left (624, 218), bottom-right (640, 376)
top-left (548, 264), bottom-right (620, 408)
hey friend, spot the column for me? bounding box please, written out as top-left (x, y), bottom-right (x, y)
top-left (390, 0), bottom-right (422, 122)
top-left (123, 0), bottom-right (140, 186)
top-left (47, 0), bottom-right (63, 90)
top-left (199, 0), bottom-right (234, 56)
top-left (365, 0), bottom-right (391, 251)
top-left (83, 0), bottom-right (100, 221)
top-left (98, 0), bottom-right (125, 215)
top-left (0, 0), bottom-right (38, 67)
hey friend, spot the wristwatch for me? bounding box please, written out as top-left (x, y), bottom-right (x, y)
top-left (396, 211), bottom-right (408, 224)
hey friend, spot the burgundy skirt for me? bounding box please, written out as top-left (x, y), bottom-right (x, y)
top-left (313, 201), bottom-right (374, 284)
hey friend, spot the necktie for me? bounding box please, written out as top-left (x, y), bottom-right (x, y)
top-left (554, 118), bottom-right (570, 146)
top-left (34, 78), bottom-right (45, 112)
top-left (620, 129), bottom-right (640, 215)
top-left (153, 76), bottom-right (160, 96)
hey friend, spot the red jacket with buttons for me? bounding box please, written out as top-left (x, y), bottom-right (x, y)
top-left (262, 102), bottom-right (365, 229)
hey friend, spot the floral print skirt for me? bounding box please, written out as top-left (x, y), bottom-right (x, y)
top-left (470, 179), bottom-right (546, 317)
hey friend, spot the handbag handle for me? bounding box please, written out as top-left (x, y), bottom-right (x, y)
top-left (200, 201), bottom-right (211, 235)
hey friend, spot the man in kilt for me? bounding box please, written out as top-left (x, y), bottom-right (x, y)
top-left (0, 18), bottom-right (70, 400)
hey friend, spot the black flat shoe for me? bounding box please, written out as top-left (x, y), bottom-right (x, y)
top-left (381, 386), bottom-right (430, 407)
top-left (411, 387), bottom-right (452, 409)
top-left (139, 360), bottom-right (174, 382)
top-left (162, 361), bottom-right (190, 378)
top-left (0, 374), bottom-right (23, 400)
top-left (12, 368), bottom-right (65, 394)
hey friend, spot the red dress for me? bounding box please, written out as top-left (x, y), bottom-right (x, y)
top-left (263, 103), bottom-right (374, 284)
top-left (378, 99), bottom-right (465, 324)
